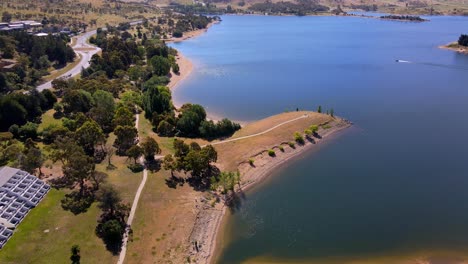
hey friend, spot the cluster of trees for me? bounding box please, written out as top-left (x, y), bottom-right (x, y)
top-left (0, 89), bottom-right (56, 130)
top-left (95, 185), bottom-right (129, 253)
top-left (0, 32), bottom-right (75, 92)
top-left (163, 140), bottom-right (217, 188)
top-left (458, 34), bottom-right (468, 46)
top-left (173, 14), bottom-right (214, 38)
top-left (249, 0), bottom-right (329, 16)
top-left (87, 28), bottom-right (179, 81)
top-left (380, 15), bottom-right (427, 22)
top-left (145, 98), bottom-right (240, 139)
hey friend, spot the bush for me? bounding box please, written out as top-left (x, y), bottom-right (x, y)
top-left (157, 120), bottom-right (175, 136)
top-left (173, 31), bottom-right (183, 38)
top-left (294, 132), bottom-right (304, 145)
top-left (128, 163), bottom-right (144, 173)
top-left (288, 141), bottom-right (295, 149)
top-left (310, 125), bottom-right (319, 133)
top-left (268, 149), bottom-right (275, 157)
top-left (248, 158), bottom-right (254, 166)
top-left (279, 146), bottom-right (285, 152)
top-left (19, 122), bottom-right (39, 140)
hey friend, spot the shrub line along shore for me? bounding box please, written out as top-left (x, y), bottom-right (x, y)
top-left (164, 21), bottom-right (353, 264)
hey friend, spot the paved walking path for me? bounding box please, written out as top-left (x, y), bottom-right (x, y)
top-left (117, 113), bottom-right (147, 264)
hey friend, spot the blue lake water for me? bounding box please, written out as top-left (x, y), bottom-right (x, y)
top-left (170, 15), bottom-right (468, 263)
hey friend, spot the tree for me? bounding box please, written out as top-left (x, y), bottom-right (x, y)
top-left (62, 89), bottom-right (94, 114)
top-left (18, 122), bottom-right (39, 140)
top-left (91, 171), bottom-right (108, 191)
top-left (19, 146), bottom-right (44, 176)
top-left (0, 97), bottom-right (27, 130)
top-left (176, 104), bottom-right (207, 137)
top-left (62, 152), bottom-right (95, 195)
top-left (330, 108), bottom-right (334, 117)
top-left (104, 144), bottom-right (116, 169)
top-left (98, 219), bottom-right (124, 248)
top-left (96, 185), bottom-right (121, 217)
top-left (70, 245), bottom-right (81, 264)
top-left (0, 139), bottom-right (22, 166)
top-left (317, 105), bottom-right (322, 113)
top-left (163, 154), bottom-right (176, 177)
top-left (156, 120), bottom-right (175, 136)
top-left (459, 34), bottom-right (468, 47)
top-left (2, 11), bottom-right (12, 23)
top-left (142, 85), bottom-right (172, 118)
top-left (48, 137), bottom-right (85, 166)
top-left (114, 125), bottom-right (138, 154)
top-left (141, 137), bottom-right (161, 161)
top-left (113, 106), bottom-right (134, 127)
top-left (212, 171), bottom-right (240, 194)
top-left (150, 56), bottom-right (171, 76)
top-left (90, 90), bottom-right (116, 132)
top-left (126, 145), bottom-right (143, 164)
top-left (75, 120), bottom-right (104, 156)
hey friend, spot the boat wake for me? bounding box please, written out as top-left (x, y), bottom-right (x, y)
top-left (395, 59), bottom-right (468, 70)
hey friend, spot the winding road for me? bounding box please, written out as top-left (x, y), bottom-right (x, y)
top-left (36, 30), bottom-right (101, 92)
top-left (36, 20), bottom-right (142, 92)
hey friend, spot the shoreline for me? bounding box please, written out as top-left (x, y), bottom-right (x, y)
top-left (164, 19), bottom-right (353, 264)
top-left (196, 118), bottom-right (353, 264)
top-left (439, 42), bottom-right (468, 54)
top-left (166, 21), bottom-right (233, 123)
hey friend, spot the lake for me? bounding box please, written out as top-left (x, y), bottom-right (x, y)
top-left (170, 15), bottom-right (468, 263)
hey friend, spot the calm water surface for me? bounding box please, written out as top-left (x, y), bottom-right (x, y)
top-left (170, 15), bottom-right (468, 263)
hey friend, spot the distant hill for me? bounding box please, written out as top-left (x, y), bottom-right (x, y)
top-left (175, 0), bottom-right (468, 16)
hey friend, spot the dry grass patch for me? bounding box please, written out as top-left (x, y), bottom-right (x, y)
top-left (125, 169), bottom-right (202, 264)
top-left (215, 111), bottom-right (332, 171)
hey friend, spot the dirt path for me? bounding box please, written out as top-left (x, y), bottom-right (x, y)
top-left (205, 114), bottom-right (309, 147)
top-left (117, 113), bottom-right (148, 264)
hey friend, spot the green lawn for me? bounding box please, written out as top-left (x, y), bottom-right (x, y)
top-left (0, 189), bottom-right (116, 264)
top-left (38, 109), bottom-right (62, 132)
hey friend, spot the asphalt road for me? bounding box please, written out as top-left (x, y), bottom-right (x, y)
top-left (36, 30), bottom-right (101, 92)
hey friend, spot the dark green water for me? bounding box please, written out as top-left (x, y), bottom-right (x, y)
top-left (170, 15), bottom-right (468, 263)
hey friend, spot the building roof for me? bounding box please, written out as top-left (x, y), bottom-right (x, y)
top-left (0, 167), bottom-right (20, 187)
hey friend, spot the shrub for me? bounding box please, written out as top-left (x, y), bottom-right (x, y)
top-left (173, 31), bottom-right (183, 38)
top-left (249, 158), bottom-right (254, 166)
top-left (294, 132), bottom-right (304, 145)
top-left (310, 125), bottom-right (319, 133)
top-left (279, 146), bottom-right (284, 152)
top-left (288, 141), bottom-right (295, 148)
top-left (268, 149), bottom-right (275, 157)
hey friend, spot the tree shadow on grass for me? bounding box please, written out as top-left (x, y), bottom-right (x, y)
top-left (165, 175), bottom-right (185, 189)
top-left (186, 165), bottom-right (221, 192)
top-left (61, 187), bottom-right (95, 215)
top-left (145, 159), bottom-right (161, 173)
